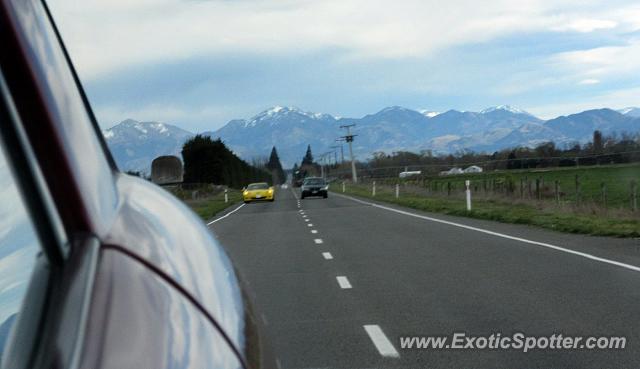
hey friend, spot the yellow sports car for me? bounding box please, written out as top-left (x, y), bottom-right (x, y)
top-left (243, 182), bottom-right (275, 203)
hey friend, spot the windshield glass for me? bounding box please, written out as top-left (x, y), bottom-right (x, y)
top-left (247, 183), bottom-right (269, 190)
top-left (303, 178), bottom-right (325, 186)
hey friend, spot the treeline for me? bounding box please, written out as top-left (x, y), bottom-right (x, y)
top-left (292, 145), bottom-right (321, 183)
top-left (361, 131), bottom-right (640, 176)
top-left (182, 135), bottom-right (272, 188)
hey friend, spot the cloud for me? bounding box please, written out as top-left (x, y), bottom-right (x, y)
top-left (528, 86), bottom-right (640, 119)
top-left (578, 78), bottom-right (600, 85)
top-left (552, 18), bottom-right (617, 33)
top-left (48, 0), bottom-right (623, 79)
top-left (551, 39), bottom-right (640, 79)
top-left (47, 0), bottom-right (640, 131)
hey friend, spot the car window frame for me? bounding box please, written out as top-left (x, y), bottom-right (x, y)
top-left (0, 68), bottom-right (71, 369)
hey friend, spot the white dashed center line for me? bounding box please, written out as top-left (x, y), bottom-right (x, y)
top-left (307, 224), bottom-right (313, 227)
top-left (305, 219), bottom-right (310, 222)
top-left (364, 325), bottom-right (400, 358)
top-left (336, 276), bottom-right (352, 289)
top-left (322, 252), bottom-right (333, 260)
top-left (314, 238), bottom-right (323, 244)
top-left (311, 230), bottom-right (318, 234)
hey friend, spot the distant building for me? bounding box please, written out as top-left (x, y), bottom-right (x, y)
top-left (399, 171), bottom-right (421, 178)
top-left (463, 165), bottom-right (483, 173)
top-left (151, 155), bottom-right (183, 184)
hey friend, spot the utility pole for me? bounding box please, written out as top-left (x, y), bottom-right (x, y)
top-left (330, 146), bottom-right (340, 164)
top-left (319, 151), bottom-right (332, 179)
top-left (334, 139), bottom-right (345, 163)
top-left (340, 124), bottom-right (358, 183)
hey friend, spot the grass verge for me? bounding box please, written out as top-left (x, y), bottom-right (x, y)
top-left (184, 189), bottom-right (242, 221)
top-left (338, 184), bottom-right (640, 238)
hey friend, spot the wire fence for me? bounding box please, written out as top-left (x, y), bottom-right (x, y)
top-left (340, 171), bottom-right (639, 215)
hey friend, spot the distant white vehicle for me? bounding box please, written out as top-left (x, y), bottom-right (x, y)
top-left (463, 165), bottom-right (483, 173)
top-left (399, 171), bottom-right (421, 178)
top-left (280, 184), bottom-right (289, 189)
top-left (440, 167), bottom-right (464, 176)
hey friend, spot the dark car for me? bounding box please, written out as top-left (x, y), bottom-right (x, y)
top-left (0, 0), bottom-right (269, 368)
top-left (300, 177), bottom-right (329, 199)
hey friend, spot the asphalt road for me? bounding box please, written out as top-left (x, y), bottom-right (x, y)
top-left (209, 187), bottom-right (640, 369)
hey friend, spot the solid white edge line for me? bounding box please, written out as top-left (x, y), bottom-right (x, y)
top-left (322, 252), bottom-right (333, 260)
top-left (207, 203), bottom-right (246, 225)
top-left (314, 238), bottom-right (323, 244)
top-left (336, 276), bottom-right (352, 289)
top-left (334, 193), bottom-right (640, 273)
top-left (364, 325), bottom-right (400, 358)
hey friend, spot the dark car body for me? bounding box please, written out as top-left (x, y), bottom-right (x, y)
top-left (300, 177), bottom-right (328, 199)
top-left (0, 0), bottom-right (268, 368)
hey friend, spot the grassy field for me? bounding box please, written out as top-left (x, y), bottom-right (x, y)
top-left (339, 175), bottom-right (640, 238)
top-left (182, 188), bottom-right (242, 221)
top-left (375, 163), bottom-right (640, 210)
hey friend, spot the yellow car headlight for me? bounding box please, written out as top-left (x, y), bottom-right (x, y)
top-left (243, 191), bottom-right (249, 196)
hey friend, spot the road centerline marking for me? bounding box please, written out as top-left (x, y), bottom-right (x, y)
top-left (334, 193), bottom-right (640, 273)
top-left (311, 230), bottom-right (318, 234)
top-left (364, 325), bottom-right (400, 358)
top-left (336, 276), bottom-right (352, 289)
top-left (322, 252), bottom-right (333, 260)
top-left (307, 224), bottom-right (313, 227)
top-left (314, 238), bottom-right (323, 244)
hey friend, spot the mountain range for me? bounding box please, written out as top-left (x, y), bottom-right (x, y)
top-left (102, 105), bottom-right (640, 172)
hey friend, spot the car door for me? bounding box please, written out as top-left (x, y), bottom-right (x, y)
top-left (0, 0), bottom-right (252, 367)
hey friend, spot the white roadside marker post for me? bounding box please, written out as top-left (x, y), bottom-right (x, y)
top-left (342, 181), bottom-right (346, 193)
top-left (465, 180), bottom-right (471, 211)
top-left (395, 183), bottom-right (399, 199)
top-left (224, 188), bottom-right (228, 203)
top-left (372, 181), bottom-right (376, 197)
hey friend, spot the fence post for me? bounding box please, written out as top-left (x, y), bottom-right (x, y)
top-left (535, 178), bottom-right (540, 200)
top-left (342, 181), bottom-right (346, 193)
top-left (601, 182), bottom-right (607, 208)
top-left (372, 181), bottom-right (376, 197)
top-left (631, 180), bottom-right (637, 212)
top-left (575, 175), bottom-right (581, 206)
top-left (520, 178), bottom-right (524, 199)
top-left (554, 180), bottom-right (560, 205)
top-left (224, 188), bottom-right (228, 203)
top-left (395, 183), bottom-right (399, 199)
top-left (466, 180), bottom-right (472, 211)
top-left (447, 182), bottom-right (451, 196)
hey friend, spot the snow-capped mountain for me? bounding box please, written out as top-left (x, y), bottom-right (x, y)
top-left (480, 105), bottom-right (532, 116)
top-left (619, 107), bottom-right (640, 118)
top-left (419, 110), bottom-right (440, 118)
top-left (102, 106), bottom-right (640, 171)
top-left (103, 119), bottom-right (192, 172)
top-left (544, 109), bottom-right (639, 142)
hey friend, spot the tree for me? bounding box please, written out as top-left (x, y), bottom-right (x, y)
top-left (507, 151), bottom-right (518, 170)
top-left (301, 145), bottom-right (314, 166)
top-left (266, 146), bottom-right (286, 184)
top-left (593, 130), bottom-right (603, 154)
top-left (182, 135), bottom-right (272, 187)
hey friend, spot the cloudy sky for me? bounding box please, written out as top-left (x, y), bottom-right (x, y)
top-left (48, 0), bottom-right (640, 132)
